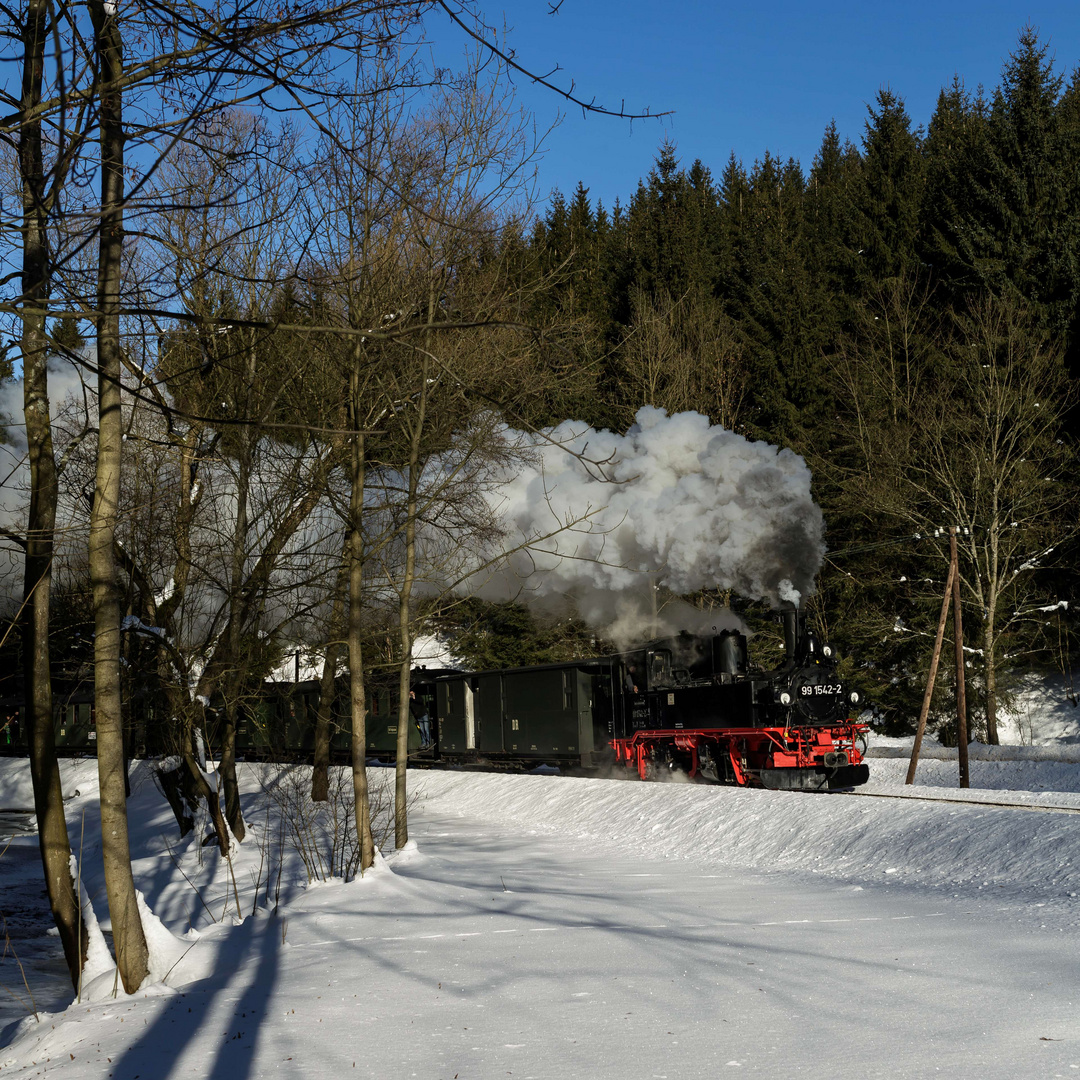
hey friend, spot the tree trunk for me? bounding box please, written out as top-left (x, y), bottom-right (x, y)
top-left (312, 556), bottom-right (347, 803)
top-left (393, 513), bottom-right (416, 845)
top-left (182, 746), bottom-right (231, 853)
top-left (393, 369), bottom-right (427, 851)
top-left (219, 699), bottom-right (244, 840)
top-left (348, 367), bottom-right (374, 873)
top-left (984, 611), bottom-right (999, 745)
top-left (182, 700), bottom-right (232, 854)
top-left (984, 523), bottom-right (1000, 745)
top-left (19, 0), bottom-right (86, 992)
top-left (217, 354), bottom-right (255, 839)
top-left (155, 762), bottom-right (197, 837)
top-left (951, 529), bottom-right (969, 787)
top-left (89, 0), bottom-right (149, 992)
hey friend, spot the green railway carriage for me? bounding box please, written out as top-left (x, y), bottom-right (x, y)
top-left (0, 685), bottom-right (156, 757)
top-left (435, 660), bottom-right (615, 769)
top-left (233, 680), bottom-right (353, 759)
top-left (364, 685), bottom-right (417, 757)
top-left (0, 696), bottom-right (97, 751)
top-left (364, 672), bottom-right (447, 757)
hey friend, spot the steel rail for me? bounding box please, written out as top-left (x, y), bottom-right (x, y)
top-left (838, 789), bottom-right (1080, 816)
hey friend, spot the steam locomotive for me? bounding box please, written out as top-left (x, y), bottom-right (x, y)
top-left (432, 607), bottom-right (868, 791)
top-left (2, 610), bottom-right (869, 791)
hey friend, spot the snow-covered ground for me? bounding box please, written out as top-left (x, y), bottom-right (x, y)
top-left (2, 701), bottom-right (1080, 1077)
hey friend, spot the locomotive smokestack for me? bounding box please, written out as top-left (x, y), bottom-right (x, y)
top-left (781, 605), bottom-right (804, 664)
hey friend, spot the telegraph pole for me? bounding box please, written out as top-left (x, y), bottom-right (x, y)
top-left (951, 527), bottom-right (969, 788)
top-left (906, 553), bottom-right (956, 786)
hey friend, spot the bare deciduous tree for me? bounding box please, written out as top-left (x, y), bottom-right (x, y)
top-left (619, 286), bottom-right (747, 429)
top-left (15, 0), bottom-right (88, 989)
top-left (86, 0), bottom-right (150, 992)
top-left (909, 298), bottom-right (1077, 743)
top-left (829, 287), bottom-right (1077, 742)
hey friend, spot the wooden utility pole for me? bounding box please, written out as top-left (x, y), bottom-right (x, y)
top-left (951, 527), bottom-right (969, 788)
top-left (906, 553), bottom-right (957, 786)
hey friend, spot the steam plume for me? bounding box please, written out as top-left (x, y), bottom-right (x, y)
top-left (476, 407), bottom-right (825, 637)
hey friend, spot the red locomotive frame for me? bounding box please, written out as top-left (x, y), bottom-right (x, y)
top-left (613, 720), bottom-right (869, 787)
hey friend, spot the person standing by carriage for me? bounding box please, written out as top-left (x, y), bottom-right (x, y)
top-left (409, 689), bottom-right (431, 749)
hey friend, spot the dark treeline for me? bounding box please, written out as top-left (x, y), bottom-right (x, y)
top-left (520, 28), bottom-right (1080, 740)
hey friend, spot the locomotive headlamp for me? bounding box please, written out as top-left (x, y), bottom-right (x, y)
top-left (849, 691), bottom-right (860, 705)
top-left (779, 691), bottom-right (792, 706)
top-left (822, 645), bottom-right (833, 657)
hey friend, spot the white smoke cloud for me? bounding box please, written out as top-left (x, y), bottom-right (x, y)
top-left (0, 357), bottom-right (96, 606)
top-left (472, 407), bottom-right (825, 638)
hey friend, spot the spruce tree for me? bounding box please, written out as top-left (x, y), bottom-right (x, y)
top-left (624, 141), bottom-right (717, 302)
top-left (920, 78), bottom-right (990, 300)
top-left (805, 121), bottom-right (862, 304)
top-left (936, 29), bottom-right (1078, 353)
top-left (854, 88), bottom-right (926, 287)
top-left (1059, 66), bottom-right (1080, 375)
top-left (713, 150), bottom-right (823, 441)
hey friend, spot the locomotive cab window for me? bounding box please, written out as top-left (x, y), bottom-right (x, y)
top-left (622, 654), bottom-right (646, 695)
top-left (647, 649), bottom-right (673, 689)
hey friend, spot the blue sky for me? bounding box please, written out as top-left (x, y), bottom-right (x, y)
top-left (456, 1), bottom-right (1080, 212)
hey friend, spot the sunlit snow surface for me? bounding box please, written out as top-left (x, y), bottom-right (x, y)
top-left (2, 723), bottom-right (1080, 1077)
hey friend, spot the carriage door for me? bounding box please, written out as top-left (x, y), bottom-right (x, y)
top-left (647, 648), bottom-right (673, 727)
top-left (464, 681), bottom-right (476, 750)
top-left (474, 674), bottom-right (504, 754)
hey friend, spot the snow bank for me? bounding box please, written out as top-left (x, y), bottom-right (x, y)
top-left (416, 770), bottom-right (1080, 903)
top-left (0, 759), bottom-right (101, 809)
top-left (867, 755), bottom-right (1080, 797)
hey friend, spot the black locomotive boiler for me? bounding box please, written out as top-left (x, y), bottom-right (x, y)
top-left (433, 608), bottom-right (869, 791)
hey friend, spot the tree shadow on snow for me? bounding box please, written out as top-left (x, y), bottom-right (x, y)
top-left (108, 911), bottom-right (283, 1080)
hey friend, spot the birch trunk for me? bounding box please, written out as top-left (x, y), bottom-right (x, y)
top-left (19, 0), bottom-right (86, 990)
top-left (984, 606), bottom-right (999, 745)
top-left (394, 349), bottom-right (429, 850)
top-left (89, 0), bottom-right (149, 992)
top-left (312, 555), bottom-right (348, 802)
top-left (348, 365), bottom-right (374, 871)
top-left (219, 354), bottom-right (255, 841)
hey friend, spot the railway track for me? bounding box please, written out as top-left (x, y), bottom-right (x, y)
top-left (407, 759), bottom-right (1080, 815)
top-left (839, 788), bottom-right (1080, 816)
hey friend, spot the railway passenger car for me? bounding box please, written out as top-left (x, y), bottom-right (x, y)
top-left (436, 659), bottom-right (613, 769)
top-left (1, 684), bottom-right (156, 757)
